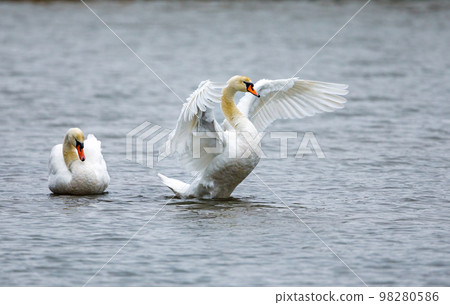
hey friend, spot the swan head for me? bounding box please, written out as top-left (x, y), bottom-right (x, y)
top-left (227, 75), bottom-right (260, 97)
top-left (66, 128), bottom-right (85, 162)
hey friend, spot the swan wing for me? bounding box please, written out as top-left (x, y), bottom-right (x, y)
top-left (48, 144), bottom-right (72, 192)
top-left (163, 80), bottom-right (227, 172)
top-left (84, 134), bottom-right (110, 188)
top-left (237, 78), bottom-right (348, 131)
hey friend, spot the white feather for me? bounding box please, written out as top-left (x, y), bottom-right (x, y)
top-left (163, 80), bottom-right (226, 172)
top-left (238, 78), bottom-right (348, 131)
top-left (48, 134), bottom-right (110, 195)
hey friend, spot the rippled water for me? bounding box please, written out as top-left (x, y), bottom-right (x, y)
top-left (1, 0), bottom-right (449, 286)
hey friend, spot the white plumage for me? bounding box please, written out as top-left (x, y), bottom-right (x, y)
top-left (48, 130), bottom-right (110, 195)
top-left (237, 78), bottom-right (348, 131)
top-left (159, 76), bottom-right (348, 199)
top-left (164, 80), bottom-right (226, 173)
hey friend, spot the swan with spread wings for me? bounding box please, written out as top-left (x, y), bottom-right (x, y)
top-left (158, 75), bottom-right (348, 199)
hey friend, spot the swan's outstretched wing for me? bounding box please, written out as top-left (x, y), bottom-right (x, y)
top-left (237, 78), bottom-right (348, 131)
top-left (163, 80), bottom-right (226, 172)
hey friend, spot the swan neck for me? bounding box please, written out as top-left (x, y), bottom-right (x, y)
top-left (221, 86), bottom-right (244, 129)
top-left (63, 135), bottom-right (78, 170)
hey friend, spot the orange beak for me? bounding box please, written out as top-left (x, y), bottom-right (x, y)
top-left (77, 145), bottom-right (85, 162)
top-left (245, 82), bottom-right (260, 97)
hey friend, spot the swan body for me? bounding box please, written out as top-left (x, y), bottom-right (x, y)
top-left (48, 128), bottom-right (110, 195)
top-left (158, 76), bottom-right (348, 199)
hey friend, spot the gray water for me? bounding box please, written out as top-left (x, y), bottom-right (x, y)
top-left (1, 0), bottom-right (449, 286)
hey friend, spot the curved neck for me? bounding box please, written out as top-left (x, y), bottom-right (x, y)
top-left (63, 135), bottom-right (78, 170)
top-left (221, 86), bottom-right (244, 129)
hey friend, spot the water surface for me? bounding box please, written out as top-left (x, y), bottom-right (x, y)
top-left (0, 0), bottom-right (449, 286)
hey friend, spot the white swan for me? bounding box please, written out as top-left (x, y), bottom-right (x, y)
top-left (158, 75), bottom-right (348, 199)
top-left (48, 128), bottom-right (110, 195)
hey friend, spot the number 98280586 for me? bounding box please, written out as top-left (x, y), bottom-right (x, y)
top-left (379, 291), bottom-right (439, 302)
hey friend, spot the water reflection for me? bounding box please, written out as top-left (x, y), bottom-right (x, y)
top-left (167, 195), bottom-right (299, 212)
top-left (48, 193), bottom-right (108, 210)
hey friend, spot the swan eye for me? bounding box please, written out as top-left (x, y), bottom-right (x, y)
top-left (75, 139), bottom-right (84, 149)
top-left (243, 81), bottom-right (253, 89)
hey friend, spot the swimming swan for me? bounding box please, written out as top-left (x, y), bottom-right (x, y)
top-left (158, 75), bottom-right (348, 199)
top-left (48, 128), bottom-right (110, 195)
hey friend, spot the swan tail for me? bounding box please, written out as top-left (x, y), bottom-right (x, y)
top-left (157, 173), bottom-right (190, 197)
